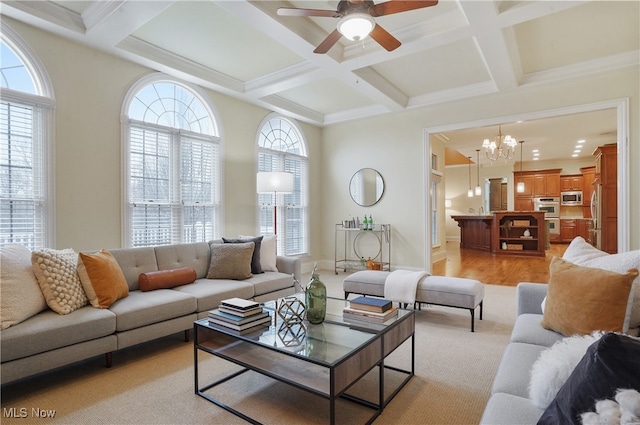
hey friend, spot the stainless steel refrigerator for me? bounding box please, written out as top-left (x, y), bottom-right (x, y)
top-left (589, 183), bottom-right (602, 249)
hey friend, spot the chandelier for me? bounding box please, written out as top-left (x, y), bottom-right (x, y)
top-left (482, 125), bottom-right (517, 161)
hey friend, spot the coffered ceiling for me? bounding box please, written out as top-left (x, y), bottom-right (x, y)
top-left (2, 0), bottom-right (638, 162)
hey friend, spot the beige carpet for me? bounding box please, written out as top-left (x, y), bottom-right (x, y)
top-left (1, 271), bottom-right (517, 424)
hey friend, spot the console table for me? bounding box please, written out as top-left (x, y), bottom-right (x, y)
top-left (334, 224), bottom-right (391, 274)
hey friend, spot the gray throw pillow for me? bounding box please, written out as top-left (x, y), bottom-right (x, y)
top-left (222, 236), bottom-right (263, 274)
top-left (206, 242), bottom-right (254, 280)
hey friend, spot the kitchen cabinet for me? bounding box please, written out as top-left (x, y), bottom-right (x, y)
top-left (533, 172), bottom-right (561, 197)
top-left (577, 219), bottom-right (591, 240)
top-left (560, 219), bottom-right (577, 243)
top-left (594, 145), bottom-right (617, 253)
top-left (580, 166), bottom-right (596, 218)
top-left (560, 175), bottom-right (583, 191)
top-left (513, 169), bottom-right (561, 212)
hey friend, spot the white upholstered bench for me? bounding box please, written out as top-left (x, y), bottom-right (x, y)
top-left (343, 270), bottom-right (485, 332)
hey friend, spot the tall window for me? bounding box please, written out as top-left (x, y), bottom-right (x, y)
top-left (258, 116), bottom-right (308, 255)
top-left (1, 32), bottom-right (54, 250)
top-left (123, 76), bottom-right (221, 247)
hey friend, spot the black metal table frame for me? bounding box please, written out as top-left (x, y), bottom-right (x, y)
top-left (194, 316), bottom-right (414, 425)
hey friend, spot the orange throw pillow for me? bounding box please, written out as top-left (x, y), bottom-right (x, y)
top-left (138, 267), bottom-right (197, 292)
top-left (542, 257), bottom-right (638, 336)
top-left (77, 250), bottom-right (129, 308)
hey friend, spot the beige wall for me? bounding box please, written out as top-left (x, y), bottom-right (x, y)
top-left (323, 68), bottom-right (639, 270)
top-left (5, 17), bottom-right (639, 273)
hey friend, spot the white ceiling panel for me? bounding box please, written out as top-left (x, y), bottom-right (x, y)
top-left (2, 0), bottom-right (638, 162)
top-left (132, 1), bottom-right (303, 82)
top-left (371, 38), bottom-right (490, 97)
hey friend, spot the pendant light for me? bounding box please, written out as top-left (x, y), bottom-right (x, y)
top-left (516, 141), bottom-right (525, 193)
top-left (475, 149), bottom-right (482, 196)
top-left (467, 156), bottom-right (473, 197)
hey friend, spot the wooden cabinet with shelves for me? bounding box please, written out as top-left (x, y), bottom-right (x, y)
top-left (560, 174), bottom-right (583, 191)
top-left (491, 211), bottom-right (546, 256)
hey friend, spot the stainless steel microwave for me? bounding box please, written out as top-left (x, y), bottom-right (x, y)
top-left (561, 191), bottom-right (582, 206)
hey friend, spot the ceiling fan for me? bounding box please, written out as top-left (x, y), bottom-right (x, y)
top-left (277, 0), bottom-right (438, 54)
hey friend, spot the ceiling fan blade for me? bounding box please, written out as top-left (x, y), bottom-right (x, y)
top-left (277, 7), bottom-right (340, 18)
top-left (313, 29), bottom-right (343, 54)
top-left (369, 24), bottom-right (401, 51)
top-left (371, 0), bottom-right (438, 17)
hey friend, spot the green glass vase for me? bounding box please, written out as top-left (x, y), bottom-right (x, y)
top-left (305, 269), bottom-right (326, 325)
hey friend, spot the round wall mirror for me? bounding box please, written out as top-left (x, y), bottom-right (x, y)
top-left (349, 168), bottom-right (384, 207)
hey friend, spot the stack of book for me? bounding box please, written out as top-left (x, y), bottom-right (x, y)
top-left (208, 298), bottom-right (271, 334)
top-left (343, 296), bottom-right (398, 323)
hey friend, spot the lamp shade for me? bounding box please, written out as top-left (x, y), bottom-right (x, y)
top-left (256, 172), bottom-right (294, 194)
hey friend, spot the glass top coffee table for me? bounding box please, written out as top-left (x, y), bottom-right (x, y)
top-left (194, 294), bottom-right (415, 425)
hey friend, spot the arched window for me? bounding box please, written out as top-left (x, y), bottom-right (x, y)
top-left (257, 115), bottom-right (308, 255)
top-left (122, 75), bottom-right (221, 247)
top-left (1, 28), bottom-right (54, 250)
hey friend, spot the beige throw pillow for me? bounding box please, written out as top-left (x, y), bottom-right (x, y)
top-left (32, 248), bottom-right (89, 314)
top-left (542, 257), bottom-right (638, 336)
top-left (1, 244), bottom-right (47, 329)
top-left (562, 236), bottom-right (640, 329)
top-left (206, 242), bottom-right (254, 280)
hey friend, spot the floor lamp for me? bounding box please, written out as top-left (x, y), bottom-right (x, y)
top-left (256, 172), bottom-right (294, 237)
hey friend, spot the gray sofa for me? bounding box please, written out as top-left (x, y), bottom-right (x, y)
top-left (480, 282), bottom-right (564, 424)
top-left (1, 241), bottom-right (301, 385)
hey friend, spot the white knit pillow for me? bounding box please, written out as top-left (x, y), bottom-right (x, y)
top-left (1, 244), bottom-right (47, 329)
top-left (529, 331), bottom-right (604, 409)
top-left (32, 248), bottom-right (89, 314)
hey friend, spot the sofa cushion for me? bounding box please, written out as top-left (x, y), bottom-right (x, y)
top-left (109, 247), bottom-right (158, 291)
top-left (31, 248), bottom-right (89, 314)
top-left (77, 250), bottom-right (129, 308)
top-left (0, 306), bottom-right (116, 362)
top-left (1, 244), bottom-right (47, 329)
top-left (480, 393), bottom-right (545, 425)
top-left (245, 271), bottom-right (295, 297)
top-left (491, 342), bottom-right (547, 399)
top-left (173, 278), bottom-right (254, 313)
top-left (542, 257), bottom-right (638, 336)
top-left (206, 242), bottom-right (254, 280)
top-left (529, 331), bottom-right (604, 409)
top-left (224, 236), bottom-right (263, 274)
top-left (538, 333), bottom-right (640, 425)
top-left (242, 234), bottom-right (278, 272)
top-left (154, 242), bottom-right (211, 279)
top-left (510, 314), bottom-right (564, 347)
top-left (138, 267), bottom-right (197, 291)
top-left (108, 289), bottom-right (196, 332)
top-left (562, 236), bottom-right (640, 329)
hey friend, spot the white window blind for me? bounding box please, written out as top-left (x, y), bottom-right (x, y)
top-left (127, 121), bottom-right (220, 247)
top-left (0, 96), bottom-right (48, 250)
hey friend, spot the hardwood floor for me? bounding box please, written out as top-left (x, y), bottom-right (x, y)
top-left (432, 241), bottom-right (568, 286)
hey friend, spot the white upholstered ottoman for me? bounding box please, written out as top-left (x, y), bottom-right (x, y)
top-left (343, 270), bottom-right (485, 332)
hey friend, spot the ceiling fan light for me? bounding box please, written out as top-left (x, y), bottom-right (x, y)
top-left (337, 13), bottom-right (375, 41)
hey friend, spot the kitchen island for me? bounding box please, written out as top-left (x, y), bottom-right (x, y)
top-left (452, 211), bottom-right (546, 256)
top-left (451, 215), bottom-right (493, 251)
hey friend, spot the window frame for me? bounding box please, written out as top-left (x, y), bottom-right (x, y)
top-left (257, 114), bottom-right (309, 256)
top-left (121, 74), bottom-right (222, 248)
top-left (0, 25), bottom-right (55, 250)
